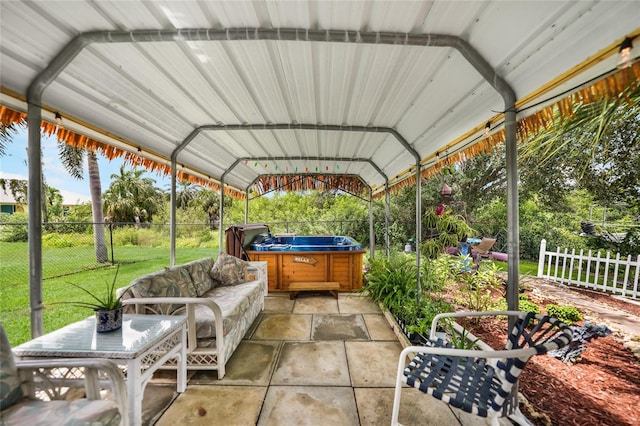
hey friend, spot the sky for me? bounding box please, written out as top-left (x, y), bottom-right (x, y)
top-left (0, 127), bottom-right (170, 204)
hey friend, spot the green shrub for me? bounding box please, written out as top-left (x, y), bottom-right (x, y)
top-left (456, 262), bottom-right (502, 313)
top-left (519, 299), bottom-right (541, 314)
top-left (495, 298), bottom-right (540, 314)
top-left (114, 227), bottom-right (139, 246)
top-left (42, 233), bottom-right (74, 248)
top-left (41, 232), bottom-right (94, 248)
top-left (619, 228), bottom-right (640, 257)
top-left (546, 304), bottom-right (582, 325)
top-left (404, 294), bottom-right (452, 336)
top-left (363, 252), bottom-right (417, 311)
top-left (112, 227), bottom-right (168, 247)
top-left (0, 213), bottom-right (28, 242)
top-left (446, 324), bottom-right (479, 350)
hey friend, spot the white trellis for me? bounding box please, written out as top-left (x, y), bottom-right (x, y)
top-left (537, 239), bottom-right (640, 299)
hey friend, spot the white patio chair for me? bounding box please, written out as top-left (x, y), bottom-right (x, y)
top-left (0, 324), bottom-right (128, 425)
top-left (391, 311), bottom-right (572, 426)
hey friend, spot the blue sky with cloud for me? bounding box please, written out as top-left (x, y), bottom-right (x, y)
top-left (1, 128), bottom-right (170, 204)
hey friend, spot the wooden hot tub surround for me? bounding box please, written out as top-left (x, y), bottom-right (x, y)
top-left (246, 235), bottom-right (364, 293)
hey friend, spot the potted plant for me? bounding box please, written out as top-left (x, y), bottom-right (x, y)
top-left (67, 266), bottom-right (126, 333)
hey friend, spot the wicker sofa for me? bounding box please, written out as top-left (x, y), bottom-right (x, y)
top-left (119, 254), bottom-right (267, 378)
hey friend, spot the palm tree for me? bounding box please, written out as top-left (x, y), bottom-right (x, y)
top-left (0, 122), bottom-right (19, 157)
top-left (195, 189), bottom-right (221, 230)
top-left (1, 125), bottom-right (109, 262)
top-left (57, 141), bottom-right (108, 262)
top-left (103, 166), bottom-right (163, 224)
top-left (175, 180), bottom-right (197, 211)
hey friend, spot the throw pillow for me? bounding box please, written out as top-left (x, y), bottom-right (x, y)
top-left (209, 253), bottom-right (248, 285)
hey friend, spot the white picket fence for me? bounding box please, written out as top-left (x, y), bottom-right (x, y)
top-left (537, 239), bottom-right (640, 299)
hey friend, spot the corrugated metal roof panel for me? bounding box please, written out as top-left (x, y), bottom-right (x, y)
top-left (1, 1), bottom-right (638, 196)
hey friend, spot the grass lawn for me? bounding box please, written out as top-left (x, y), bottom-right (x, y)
top-left (492, 258), bottom-right (538, 276)
top-left (0, 243), bottom-right (218, 346)
top-left (1, 241), bottom-right (542, 347)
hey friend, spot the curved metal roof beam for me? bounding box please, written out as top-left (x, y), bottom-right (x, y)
top-left (175, 123), bottom-right (417, 173)
top-left (225, 155), bottom-right (387, 183)
top-left (26, 26), bottom-right (518, 337)
top-left (246, 172), bottom-right (373, 202)
top-left (27, 28), bottom-right (515, 159)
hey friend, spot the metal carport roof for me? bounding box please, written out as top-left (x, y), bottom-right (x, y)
top-left (2, 1), bottom-right (638, 196)
top-left (1, 1), bottom-right (638, 337)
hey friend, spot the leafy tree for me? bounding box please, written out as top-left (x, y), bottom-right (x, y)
top-left (103, 166), bottom-right (164, 224)
top-left (578, 107), bottom-right (640, 211)
top-left (519, 84), bottom-right (640, 214)
top-left (0, 178), bottom-right (28, 204)
top-left (45, 186), bottom-right (63, 218)
top-left (451, 147), bottom-right (507, 218)
top-left (318, 192), bottom-right (368, 241)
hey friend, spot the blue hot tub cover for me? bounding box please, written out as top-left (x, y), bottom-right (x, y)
top-left (250, 235), bottom-right (362, 251)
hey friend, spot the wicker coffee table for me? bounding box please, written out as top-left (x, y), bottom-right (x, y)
top-left (14, 314), bottom-right (187, 426)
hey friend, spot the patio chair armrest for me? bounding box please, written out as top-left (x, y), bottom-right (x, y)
top-left (399, 344), bottom-right (537, 364)
top-left (15, 358), bottom-right (127, 421)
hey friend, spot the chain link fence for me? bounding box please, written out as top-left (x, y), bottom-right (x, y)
top-left (2, 218), bottom-right (497, 295)
top-left (0, 222), bottom-right (216, 292)
top-left (0, 219), bottom-right (370, 291)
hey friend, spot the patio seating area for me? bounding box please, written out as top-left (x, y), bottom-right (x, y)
top-left (138, 292), bottom-right (511, 425)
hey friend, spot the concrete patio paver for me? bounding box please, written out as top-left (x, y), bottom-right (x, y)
top-left (346, 340), bottom-right (404, 387)
top-left (312, 313), bottom-right (370, 340)
top-left (263, 293), bottom-right (295, 313)
top-left (338, 293), bottom-right (381, 313)
top-left (271, 341), bottom-right (351, 386)
top-left (362, 313), bottom-right (399, 341)
top-left (293, 294), bottom-right (340, 314)
top-left (258, 386), bottom-right (360, 426)
top-left (355, 387), bottom-right (470, 426)
top-left (155, 385), bottom-right (266, 425)
top-left (252, 313), bottom-right (312, 340)
top-left (190, 340), bottom-right (281, 385)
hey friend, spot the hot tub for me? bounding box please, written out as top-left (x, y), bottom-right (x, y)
top-left (247, 235), bottom-right (365, 293)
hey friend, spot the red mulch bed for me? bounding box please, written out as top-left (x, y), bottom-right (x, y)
top-left (464, 287), bottom-right (640, 426)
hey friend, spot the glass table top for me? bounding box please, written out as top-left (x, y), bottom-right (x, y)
top-left (14, 314), bottom-right (186, 359)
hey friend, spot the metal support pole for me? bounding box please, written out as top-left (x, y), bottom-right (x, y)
top-left (26, 105), bottom-right (44, 338)
top-left (170, 161), bottom-right (177, 266)
top-left (369, 189), bottom-right (375, 259)
top-left (415, 163), bottom-right (422, 295)
top-left (504, 107), bottom-right (520, 317)
top-left (244, 190), bottom-right (249, 223)
top-left (218, 179), bottom-right (225, 256)
top-left (385, 181), bottom-right (390, 257)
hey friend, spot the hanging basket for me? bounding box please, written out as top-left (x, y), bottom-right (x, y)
top-left (95, 307), bottom-right (123, 333)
